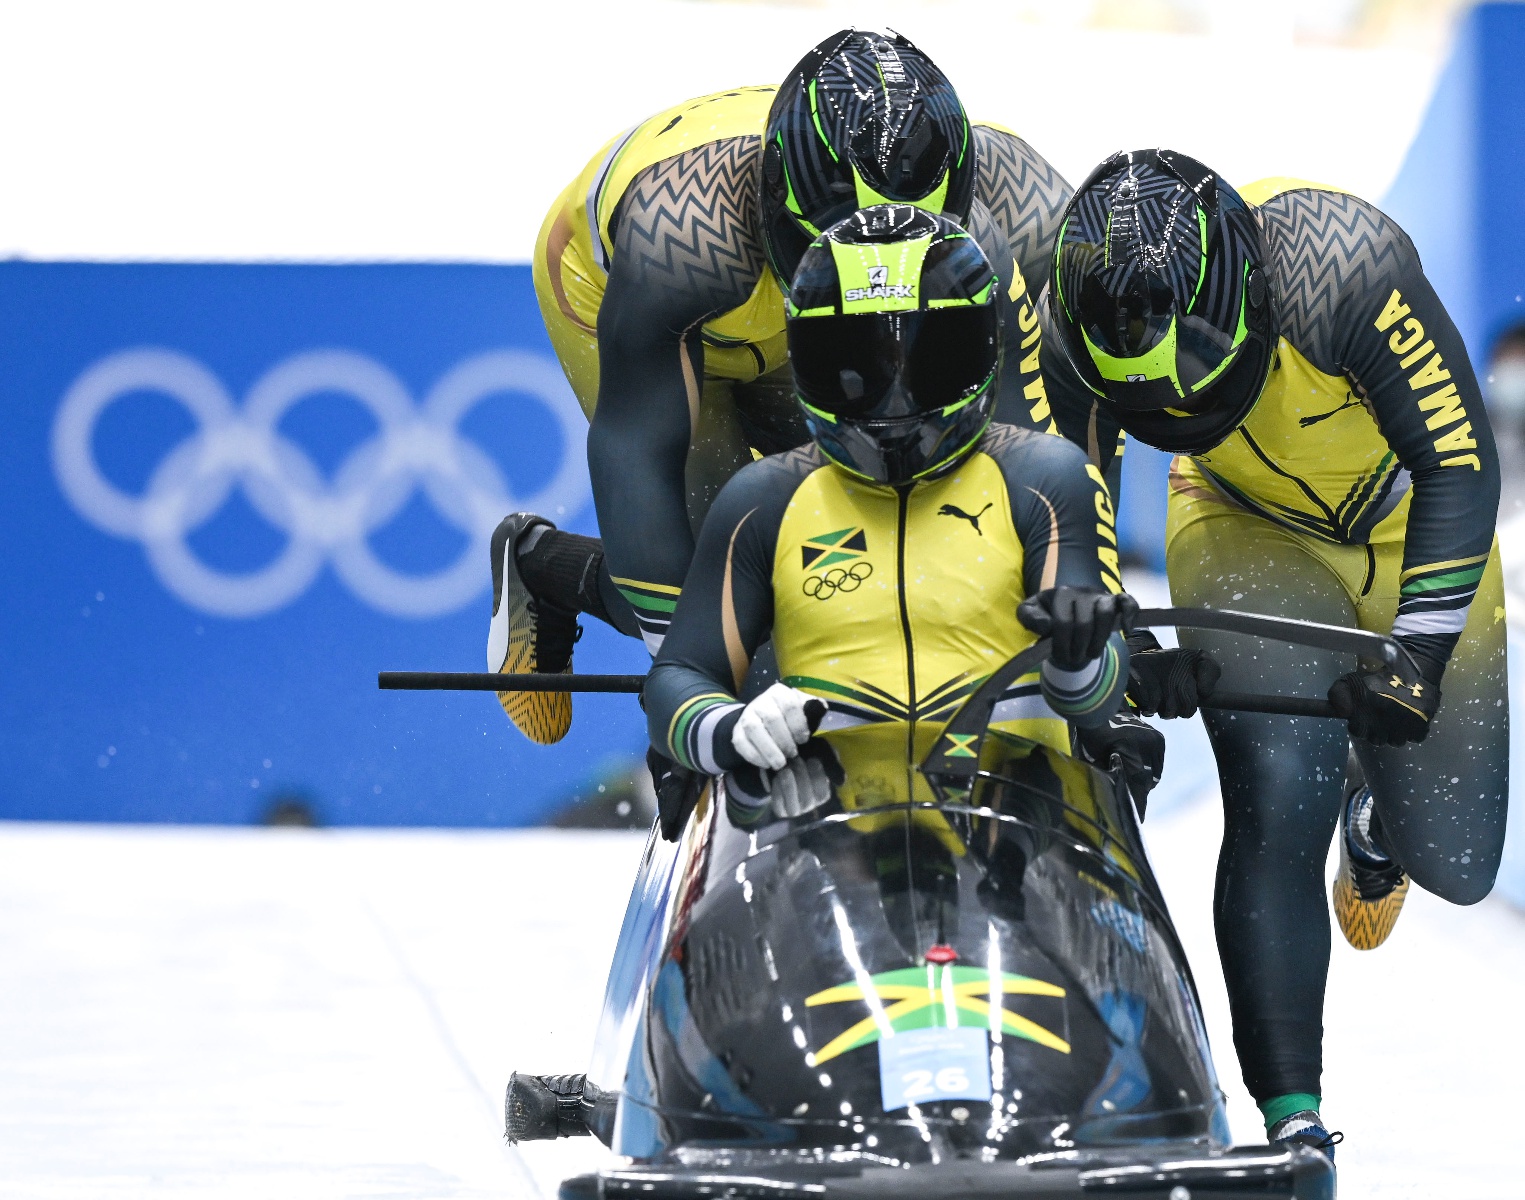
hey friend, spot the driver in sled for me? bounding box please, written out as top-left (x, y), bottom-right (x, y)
top-left (642, 203), bottom-right (1155, 833)
top-left (505, 203), bottom-right (1165, 1149)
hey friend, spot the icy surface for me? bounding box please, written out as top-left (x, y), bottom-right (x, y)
top-left (0, 819), bottom-right (1519, 1199)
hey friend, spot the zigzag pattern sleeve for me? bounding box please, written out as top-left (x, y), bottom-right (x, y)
top-left (644, 450), bottom-right (814, 770)
top-left (590, 136), bottom-right (769, 656)
top-left (1260, 189), bottom-right (1500, 663)
top-left (982, 425), bottom-right (1128, 728)
top-left (970, 126), bottom-right (1073, 295)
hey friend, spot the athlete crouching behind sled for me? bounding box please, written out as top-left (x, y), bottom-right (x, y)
top-left (486, 30), bottom-right (1075, 748)
top-left (1041, 151), bottom-right (1508, 1160)
top-left (643, 204), bottom-right (1160, 837)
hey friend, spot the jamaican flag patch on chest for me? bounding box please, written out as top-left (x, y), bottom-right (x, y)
top-left (801, 526), bottom-right (868, 572)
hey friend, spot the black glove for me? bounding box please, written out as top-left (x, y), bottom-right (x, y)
top-left (648, 747), bottom-right (705, 842)
top-left (1328, 650), bottom-right (1443, 747)
top-left (1124, 630), bottom-right (1222, 719)
top-left (1018, 587), bottom-right (1139, 670)
top-left (1077, 710), bottom-right (1165, 820)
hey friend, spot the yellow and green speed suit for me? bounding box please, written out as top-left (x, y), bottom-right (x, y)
top-left (532, 87), bottom-right (1072, 652)
top-left (643, 425), bottom-right (1129, 809)
top-left (1043, 179), bottom-right (1508, 1106)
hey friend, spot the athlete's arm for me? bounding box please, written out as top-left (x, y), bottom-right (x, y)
top-left (644, 453), bottom-right (805, 773)
top-left (967, 126), bottom-right (1075, 438)
top-left (985, 426), bottom-right (1130, 725)
top-left (966, 202), bottom-right (1057, 436)
top-left (1265, 191), bottom-right (1501, 665)
top-left (971, 126), bottom-right (1073, 295)
top-left (591, 136), bottom-right (766, 653)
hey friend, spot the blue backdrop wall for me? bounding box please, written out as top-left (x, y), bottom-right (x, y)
top-left (0, 263), bottom-right (648, 826)
top-left (1383, 1), bottom-right (1525, 362)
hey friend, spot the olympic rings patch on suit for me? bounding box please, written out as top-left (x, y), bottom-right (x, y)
top-left (51, 347), bottom-right (588, 619)
top-left (802, 561), bottom-right (874, 600)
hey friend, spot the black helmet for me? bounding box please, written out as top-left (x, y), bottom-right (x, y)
top-left (760, 30), bottom-right (976, 285)
top-left (787, 204), bottom-right (1000, 485)
top-left (1050, 149), bottom-right (1277, 455)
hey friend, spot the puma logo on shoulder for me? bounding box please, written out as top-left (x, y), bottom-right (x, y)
top-left (938, 502), bottom-right (993, 535)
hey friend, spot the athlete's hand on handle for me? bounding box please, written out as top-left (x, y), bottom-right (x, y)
top-left (1124, 630), bottom-right (1222, 719)
top-left (1017, 587), bottom-right (1139, 670)
top-left (768, 739), bottom-right (842, 818)
top-left (732, 682), bottom-right (829, 770)
top-left (1076, 710), bottom-right (1165, 819)
top-left (726, 735), bottom-right (841, 825)
top-left (1328, 653), bottom-right (1443, 746)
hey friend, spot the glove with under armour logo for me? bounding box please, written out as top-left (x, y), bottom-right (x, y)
top-left (1017, 587), bottom-right (1139, 670)
top-left (1076, 710), bottom-right (1165, 820)
top-left (1124, 630), bottom-right (1222, 719)
top-left (1327, 650), bottom-right (1443, 747)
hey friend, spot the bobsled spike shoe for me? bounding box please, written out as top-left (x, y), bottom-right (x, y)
top-left (1333, 785), bottom-right (1409, 950)
top-left (1268, 1109), bottom-right (1343, 1163)
top-left (504, 1072), bottom-right (592, 1142)
top-left (488, 514), bottom-right (578, 745)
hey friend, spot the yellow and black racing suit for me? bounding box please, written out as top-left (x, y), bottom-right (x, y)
top-left (533, 87), bottom-right (1071, 652)
top-left (643, 425), bottom-right (1128, 806)
top-left (1042, 179), bottom-right (1507, 1106)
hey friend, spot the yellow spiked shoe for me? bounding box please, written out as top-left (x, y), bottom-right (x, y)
top-left (487, 514), bottom-right (576, 745)
top-left (1332, 786), bottom-right (1409, 950)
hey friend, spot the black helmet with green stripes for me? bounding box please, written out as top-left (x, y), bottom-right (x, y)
top-left (786, 204), bottom-right (999, 485)
top-left (1050, 149), bottom-right (1278, 454)
top-left (760, 29), bottom-right (976, 285)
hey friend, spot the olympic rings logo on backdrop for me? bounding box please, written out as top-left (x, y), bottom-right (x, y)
top-left (802, 561), bottom-right (873, 600)
top-left (51, 348), bottom-right (588, 619)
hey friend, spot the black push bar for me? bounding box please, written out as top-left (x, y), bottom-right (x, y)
top-left (379, 671), bottom-right (646, 693)
top-left (380, 606), bottom-right (1401, 720)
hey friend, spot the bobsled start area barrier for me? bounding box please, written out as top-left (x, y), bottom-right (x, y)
top-left (0, 262), bottom-right (648, 826)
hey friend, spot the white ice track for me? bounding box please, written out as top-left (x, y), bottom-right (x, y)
top-left (0, 820), bottom-right (1520, 1200)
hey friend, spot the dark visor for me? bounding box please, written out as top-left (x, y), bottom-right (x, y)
top-left (789, 307), bottom-right (998, 420)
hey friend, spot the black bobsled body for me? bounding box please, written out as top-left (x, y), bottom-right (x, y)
top-left (575, 733), bottom-right (1333, 1198)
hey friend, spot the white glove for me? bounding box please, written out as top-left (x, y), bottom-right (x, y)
top-left (732, 682), bottom-right (816, 770)
top-left (769, 754), bottom-right (834, 819)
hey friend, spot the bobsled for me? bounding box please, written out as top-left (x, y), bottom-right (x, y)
top-left (484, 610), bottom-right (1422, 1200)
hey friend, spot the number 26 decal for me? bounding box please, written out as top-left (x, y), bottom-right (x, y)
top-left (902, 1066), bottom-right (971, 1099)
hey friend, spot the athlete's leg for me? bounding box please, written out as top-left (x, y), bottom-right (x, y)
top-left (1355, 547), bottom-right (1509, 904)
top-left (1167, 499), bottom-right (1355, 1109)
top-left (683, 377), bottom-right (756, 536)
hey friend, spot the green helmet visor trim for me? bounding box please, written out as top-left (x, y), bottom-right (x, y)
top-left (807, 79), bottom-right (839, 163)
top-left (797, 365), bottom-right (994, 427)
top-left (1083, 316), bottom-right (1186, 398)
top-left (1187, 205), bottom-right (1209, 313)
top-left (1053, 214), bottom-right (1072, 316)
top-left (852, 163), bottom-right (950, 218)
top-left (778, 134), bottom-right (822, 235)
top-left (1080, 262), bottom-right (1254, 406)
top-left (801, 380), bottom-right (996, 487)
top-left (1192, 276), bottom-right (1252, 391)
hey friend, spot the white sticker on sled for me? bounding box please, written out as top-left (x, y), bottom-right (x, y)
top-left (878, 1026), bottom-right (992, 1111)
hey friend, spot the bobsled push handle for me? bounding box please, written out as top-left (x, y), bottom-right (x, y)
top-left (378, 672), bottom-right (646, 693)
top-left (1133, 606), bottom-right (1409, 668)
top-left (918, 607), bottom-right (1408, 790)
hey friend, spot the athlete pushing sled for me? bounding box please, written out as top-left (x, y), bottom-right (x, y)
top-left (1038, 149), bottom-right (1510, 1156)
